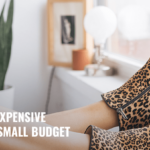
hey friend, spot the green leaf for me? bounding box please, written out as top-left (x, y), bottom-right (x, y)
top-left (0, 0), bottom-right (14, 90)
top-left (0, 2), bottom-right (5, 49)
top-left (0, 2), bottom-right (5, 21)
top-left (3, 27), bottom-right (12, 72)
top-left (0, 72), bottom-right (5, 90)
top-left (5, 0), bottom-right (14, 34)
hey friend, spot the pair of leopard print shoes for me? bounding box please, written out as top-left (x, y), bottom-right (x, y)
top-left (85, 58), bottom-right (150, 150)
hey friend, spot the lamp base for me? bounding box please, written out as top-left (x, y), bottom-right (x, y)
top-left (84, 64), bottom-right (114, 77)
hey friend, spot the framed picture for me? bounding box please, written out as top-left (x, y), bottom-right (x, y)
top-left (47, 0), bottom-right (93, 67)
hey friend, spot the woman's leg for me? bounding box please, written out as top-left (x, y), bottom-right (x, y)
top-left (0, 100), bottom-right (118, 150)
top-left (45, 100), bottom-right (119, 133)
top-left (0, 106), bottom-right (90, 150)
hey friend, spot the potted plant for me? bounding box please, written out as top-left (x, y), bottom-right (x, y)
top-left (0, 0), bottom-right (14, 109)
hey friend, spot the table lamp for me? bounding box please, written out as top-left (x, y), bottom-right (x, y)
top-left (84, 6), bottom-right (117, 76)
top-left (118, 5), bottom-right (150, 56)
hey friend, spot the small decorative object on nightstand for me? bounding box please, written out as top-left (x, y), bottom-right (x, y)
top-left (84, 6), bottom-right (117, 76)
top-left (72, 49), bottom-right (90, 70)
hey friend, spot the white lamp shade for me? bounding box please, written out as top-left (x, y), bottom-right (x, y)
top-left (84, 6), bottom-right (117, 45)
top-left (118, 5), bottom-right (150, 41)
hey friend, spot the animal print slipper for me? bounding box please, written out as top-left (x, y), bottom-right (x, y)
top-left (85, 125), bottom-right (150, 150)
top-left (102, 58), bottom-right (150, 131)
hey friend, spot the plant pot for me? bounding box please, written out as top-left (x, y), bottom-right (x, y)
top-left (0, 85), bottom-right (14, 109)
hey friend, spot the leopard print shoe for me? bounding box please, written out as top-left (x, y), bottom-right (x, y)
top-left (102, 58), bottom-right (150, 131)
top-left (85, 125), bottom-right (150, 150)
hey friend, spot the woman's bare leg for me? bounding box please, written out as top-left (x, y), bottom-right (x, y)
top-left (0, 100), bottom-right (118, 149)
top-left (0, 107), bottom-right (90, 150)
top-left (45, 100), bottom-right (119, 133)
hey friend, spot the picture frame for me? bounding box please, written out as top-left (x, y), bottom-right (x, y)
top-left (47, 0), bottom-right (93, 67)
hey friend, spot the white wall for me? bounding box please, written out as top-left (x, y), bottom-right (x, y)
top-left (0, 0), bottom-right (51, 112)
